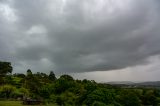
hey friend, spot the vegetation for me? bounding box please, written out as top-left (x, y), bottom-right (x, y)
top-left (0, 61), bottom-right (160, 106)
top-left (0, 101), bottom-right (27, 106)
top-left (0, 101), bottom-right (57, 106)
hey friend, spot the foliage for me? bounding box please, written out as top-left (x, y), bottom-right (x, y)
top-left (0, 61), bottom-right (12, 84)
top-left (59, 74), bottom-right (74, 81)
top-left (49, 71), bottom-right (56, 81)
top-left (0, 85), bottom-right (16, 98)
top-left (0, 61), bottom-right (12, 75)
top-left (0, 101), bottom-right (58, 106)
top-left (84, 88), bottom-right (116, 106)
top-left (0, 101), bottom-right (25, 106)
top-left (116, 89), bottom-right (141, 106)
top-left (92, 101), bottom-right (107, 106)
top-left (0, 61), bottom-right (160, 106)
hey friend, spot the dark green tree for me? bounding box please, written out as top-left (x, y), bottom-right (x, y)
top-left (26, 69), bottom-right (32, 76)
top-left (141, 89), bottom-right (158, 106)
top-left (84, 88), bottom-right (116, 106)
top-left (60, 74), bottom-right (74, 81)
top-left (117, 89), bottom-right (141, 106)
top-left (0, 61), bottom-right (12, 84)
top-left (49, 71), bottom-right (56, 81)
top-left (53, 75), bottom-right (75, 94)
top-left (0, 61), bottom-right (12, 76)
top-left (0, 85), bottom-right (16, 98)
top-left (24, 69), bottom-right (41, 96)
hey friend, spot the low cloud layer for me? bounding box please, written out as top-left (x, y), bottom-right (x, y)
top-left (1, 0), bottom-right (160, 75)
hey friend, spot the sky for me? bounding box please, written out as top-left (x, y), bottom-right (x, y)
top-left (0, 0), bottom-right (160, 82)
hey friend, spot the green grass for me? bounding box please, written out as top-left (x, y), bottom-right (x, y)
top-left (0, 101), bottom-right (57, 106)
top-left (0, 101), bottom-right (26, 106)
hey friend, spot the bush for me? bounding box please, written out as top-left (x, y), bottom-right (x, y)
top-left (0, 85), bottom-right (16, 98)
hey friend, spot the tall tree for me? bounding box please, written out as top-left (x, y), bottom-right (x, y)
top-left (0, 61), bottom-right (12, 76)
top-left (49, 71), bottom-right (56, 81)
top-left (26, 69), bottom-right (32, 76)
top-left (0, 61), bottom-right (12, 84)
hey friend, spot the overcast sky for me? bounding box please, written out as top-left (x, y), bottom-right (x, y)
top-left (0, 0), bottom-right (160, 82)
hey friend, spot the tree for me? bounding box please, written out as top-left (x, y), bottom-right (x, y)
top-left (38, 84), bottom-right (54, 99)
top-left (19, 87), bottom-right (29, 99)
top-left (141, 89), bottom-right (158, 106)
top-left (0, 85), bottom-right (16, 98)
top-left (117, 89), bottom-right (141, 106)
top-left (3, 75), bottom-right (14, 85)
top-left (0, 61), bottom-right (12, 84)
top-left (54, 76), bottom-right (75, 94)
top-left (26, 69), bottom-right (32, 76)
top-left (24, 69), bottom-right (42, 96)
top-left (55, 91), bottom-right (77, 106)
top-left (92, 101), bottom-right (107, 106)
top-left (84, 88), bottom-right (116, 106)
top-left (49, 71), bottom-right (56, 81)
top-left (60, 74), bottom-right (74, 81)
top-left (13, 73), bottom-right (25, 78)
top-left (0, 61), bottom-right (12, 76)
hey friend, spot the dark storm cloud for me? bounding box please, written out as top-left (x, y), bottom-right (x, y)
top-left (1, 0), bottom-right (160, 73)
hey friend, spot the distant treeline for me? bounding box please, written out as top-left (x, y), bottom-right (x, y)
top-left (0, 61), bottom-right (160, 106)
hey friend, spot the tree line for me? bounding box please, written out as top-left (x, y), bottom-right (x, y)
top-left (0, 61), bottom-right (160, 106)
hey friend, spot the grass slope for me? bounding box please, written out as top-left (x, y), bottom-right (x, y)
top-left (0, 101), bottom-right (57, 106)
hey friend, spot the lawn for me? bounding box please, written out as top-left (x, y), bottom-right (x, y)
top-left (0, 101), bottom-right (57, 106)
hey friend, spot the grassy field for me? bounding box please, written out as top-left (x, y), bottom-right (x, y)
top-left (0, 101), bottom-right (57, 106)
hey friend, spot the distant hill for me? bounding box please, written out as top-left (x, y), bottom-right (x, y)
top-left (135, 81), bottom-right (160, 87)
top-left (106, 81), bottom-right (135, 85)
top-left (105, 81), bottom-right (160, 87)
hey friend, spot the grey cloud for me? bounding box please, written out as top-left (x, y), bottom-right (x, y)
top-left (0, 0), bottom-right (160, 74)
